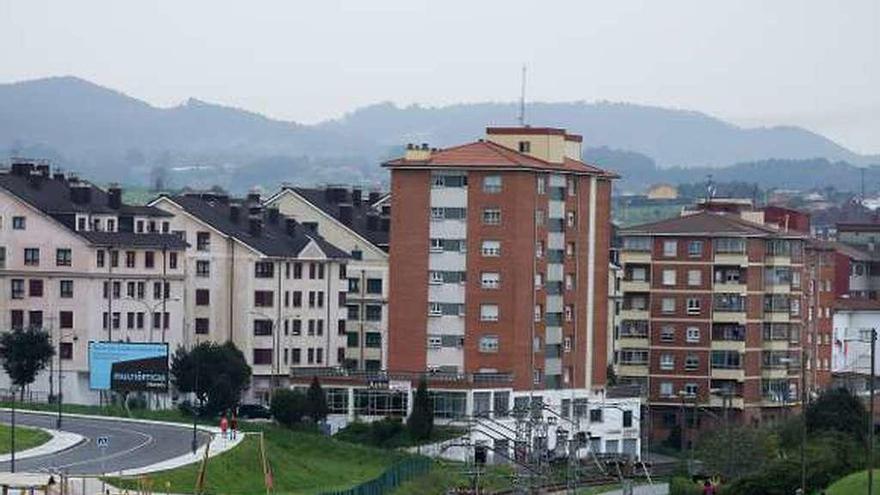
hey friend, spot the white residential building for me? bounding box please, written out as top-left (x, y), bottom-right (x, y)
top-left (265, 186), bottom-right (389, 371)
top-left (0, 161), bottom-right (187, 405)
top-left (151, 191), bottom-right (352, 404)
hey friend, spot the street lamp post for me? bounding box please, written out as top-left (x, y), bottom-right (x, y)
top-left (869, 328), bottom-right (876, 495)
top-left (191, 337), bottom-right (200, 455)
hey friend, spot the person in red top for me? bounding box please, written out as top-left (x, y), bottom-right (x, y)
top-left (702, 480), bottom-right (715, 495)
top-left (219, 413), bottom-right (229, 440)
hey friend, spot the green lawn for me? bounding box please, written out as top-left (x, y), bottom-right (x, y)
top-left (109, 425), bottom-right (405, 495)
top-left (0, 424), bottom-right (52, 454)
top-left (826, 469), bottom-right (880, 495)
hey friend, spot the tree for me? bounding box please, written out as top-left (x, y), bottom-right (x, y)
top-left (171, 341), bottom-right (252, 416)
top-left (270, 389), bottom-right (308, 427)
top-left (306, 376), bottom-right (328, 422)
top-left (695, 424), bottom-right (778, 481)
top-left (806, 387), bottom-right (868, 444)
top-left (407, 377), bottom-right (433, 441)
top-left (0, 328), bottom-right (55, 399)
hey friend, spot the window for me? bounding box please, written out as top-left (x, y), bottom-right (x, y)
top-left (518, 140), bottom-right (531, 153)
top-left (688, 241), bottom-right (703, 257)
top-left (107, 219), bottom-right (116, 232)
top-left (564, 305), bottom-right (573, 322)
top-left (125, 251), bottom-right (136, 268)
top-left (24, 248), bottom-right (39, 266)
top-left (29, 279), bottom-right (43, 297)
top-left (59, 311), bottom-right (73, 329)
top-left (661, 298), bottom-right (676, 314)
top-left (662, 240), bottom-right (677, 257)
top-left (365, 332), bottom-right (381, 348)
top-left (711, 350), bottom-right (742, 369)
top-left (483, 175), bottom-right (502, 193)
top-left (254, 290), bottom-right (274, 307)
top-left (660, 326), bottom-right (675, 342)
top-left (482, 208), bottom-right (501, 225)
top-left (196, 260), bottom-right (210, 277)
top-left (715, 238), bottom-right (745, 254)
top-left (685, 354), bottom-right (699, 371)
top-left (255, 261), bottom-right (274, 278)
top-left (292, 320), bottom-right (302, 335)
top-left (660, 353), bottom-right (674, 370)
top-left (196, 232), bottom-right (211, 251)
top-left (481, 240), bottom-right (501, 257)
top-left (293, 262), bottom-right (303, 279)
top-left (660, 382), bottom-right (674, 397)
top-left (10, 310), bottom-right (23, 330)
top-left (59, 280), bottom-right (73, 298)
top-left (684, 383), bottom-right (699, 396)
top-left (366, 278), bottom-right (383, 294)
top-left (96, 250), bottom-right (105, 267)
top-left (623, 410), bottom-right (634, 428)
top-left (480, 335), bottom-right (498, 353)
top-left (686, 327), bottom-right (700, 343)
top-left (28, 311), bottom-right (43, 329)
top-left (253, 349), bottom-right (273, 365)
top-left (686, 298), bottom-right (701, 315)
top-left (110, 250), bottom-right (119, 267)
top-left (623, 237), bottom-right (651, 251)
top-left (535, 209), bottom-right (545, 225)
top-left (566, 177), bottom-right (576, 196)
top-left (169, 252), bottom-right (178, 269)
top-left (662, 269), bottom-right (676, 286)
top-left (59, 342), bottom-right (73, 360)
top-left (136, 220), bottom-right (144, 233)
top-left (12, 216), bottom-right (26, 230)
top-left (144, 251), bottom-right (155, 268)
top-left (534, 272), bottom-right (543, 288)
top-left (366, 305), bottom-right (382, 321)
top-left (56, 248), bottom-right (72, 267)
top-left (536, 176), bottom-right (546, 194)
top-left (590, 409), bottom-right (603, 423)
top-left (429, 271), bottom-right (443, 285)
top-left (535, 241), bottom-right (544, 258)
top-left (480, 304), bottom-right (499, 322)
top-left (565, 273), bottom-right (575, 290)
top-left (534, 304), bottom-right (542, 322)
top-left (566, 211), bottom-right (576, 228)
top-left (195, 289), bottom-right (210, 306)
top-left (566, 242), bottom-right (575, 257)
top-left (687, 269), bottom-right (702, 286)
top-left (253, 319), bottom-right (273, 336)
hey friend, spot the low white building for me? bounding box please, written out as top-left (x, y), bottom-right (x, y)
top-left (832, 298), bottom-right (880, 377)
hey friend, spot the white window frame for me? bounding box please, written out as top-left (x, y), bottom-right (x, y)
top-left (662, 269), bottom-right (676, 286)
top-left (686, 326), bottom-right (700, 343)
top-left (663, 240), bottom-right (677, 257)
top-left (659, 354), bottom-right (674, 370)
top-left (483, 175), bottom-right (502, 193)
top-left (480, 304), bottom-right (499, 322)
top-left (429, 271), bottom-right (443, 285)
top-left (661, 298), bottom-right (675, 314)
top-left (428, 303), bottom-right (442, 317)
top-left (481, 272), bottom-right (500, 289)
top-left (481, 240), bottom-right (501, 257)
top-left (428, 336), bottom-right (442, 348)
top-left (534, 272), bottom-right (543, 288)
top-left (479, 335), bottom-right (499, 353)
top-left (687, 269), bottom-right (702, 286)
top-left (686, 298), bottom-right (700, 315)
top-left (660, 382), bottom-right (674, 397)
top-left (660, 326), bottom-right (675, 342)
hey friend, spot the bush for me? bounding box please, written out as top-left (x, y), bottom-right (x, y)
top-left (335, 418), bottom-right (406, 448)
top-left (271, 389), bottom-right (308, 427)
top-left (670, 477), bottom-right (702, 495)
top-left (126, 394), bottom-right (148, 410)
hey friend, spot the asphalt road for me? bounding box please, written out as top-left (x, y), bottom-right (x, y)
top-left (0, 410), bottom-right (211, 475)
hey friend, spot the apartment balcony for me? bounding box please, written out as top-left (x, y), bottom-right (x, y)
top-left (711, 368), bottom-right (745, 381)
top-left (714, 253), bottom-right (748, 266)
top-left (764, 312), bottom-right (791, 323)
top-left (621, 280), bottom-right (650, 292)
top-left (714, 282), bottom-right (746, 293)
top-left (617, 364), bottom-right (649, 377)
top-left (708, 395), bottom-right (745, 409)
top-left (711, 340), bottom-right (746, 352)
top-left (621, 251), bottom-right (651, 264)
top-left (618, 337), bottom-right (649, 348)
top-left (761, 397), bottom-right (798, 408)
top-left (765, 283), bottom-right (791, 294)
top-left (761, 367), bottom-right (790, 379)
top-left (762, 340), bottom-right (790, 351)
top-left (712, 311), bottom-right (747, 324)
top-left (765, 255), bottom-right (792, 266)
top-left (620, 309), bottom-right (649, 320)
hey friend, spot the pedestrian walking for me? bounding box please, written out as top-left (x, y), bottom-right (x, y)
top-left (219, 413), bottom-right (229, 441)
top-left (702, 480), bottom-right (715, 495)
top-left (231, 411), bottom-right (238, 440)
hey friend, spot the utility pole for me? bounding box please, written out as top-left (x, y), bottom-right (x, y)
top-left (870, 328), bottom-right (876, 495)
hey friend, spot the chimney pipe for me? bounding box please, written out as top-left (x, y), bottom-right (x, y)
top-left (108, 184), bottom-right (122, 209)
top-left (352, 189), bottom-right (362, 206)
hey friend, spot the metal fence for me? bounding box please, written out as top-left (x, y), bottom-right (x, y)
top-left (319, 457), bottom-right (432, 495)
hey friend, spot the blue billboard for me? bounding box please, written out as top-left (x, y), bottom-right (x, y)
top-left (89, 342), bottom-right (169, 391)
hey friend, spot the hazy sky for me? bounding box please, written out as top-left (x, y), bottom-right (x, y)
top-left (2, 1), bottom-right (878, 153)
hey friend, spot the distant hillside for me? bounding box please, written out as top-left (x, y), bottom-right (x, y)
top-left (0, 76), bottom-right (875, 192)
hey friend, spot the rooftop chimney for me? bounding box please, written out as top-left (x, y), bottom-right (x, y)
top-left (52, 171), bottom-right (65, 182)
top-left (107, 184), bottom-right (122, 209)
top-left (11, 162), bottom-right (34, 177)
top-left (285, 218), bottom-right (298, 237)
top-left (35, 164), bottom-right (50, 178)
top-left (404, 143), bottom-right (432, 161)
top-left (352, 188), bottom-right (362, 206)
top-left (246, 187), bottom-right (261, 205)
top-left (229, 204), bottom-right (241, 222)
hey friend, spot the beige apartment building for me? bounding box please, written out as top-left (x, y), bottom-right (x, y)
top-left (0, 161), bottom-right (187, 404)
top-left (265, 186), bottom-right (389, 371)
top-left (150, 191), bottom-right (351, 404)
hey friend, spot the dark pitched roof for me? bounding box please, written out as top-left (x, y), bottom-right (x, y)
top-left (166, 194), bottom-right (349, 259)
top-left (620, 211), bottom-right (802, 238)
top-left (284, 187), bottom-right (390, 250)
top-left (383, 140), bottom-right (617, 177)
top-left (79, 231), bottom-right (188, 250)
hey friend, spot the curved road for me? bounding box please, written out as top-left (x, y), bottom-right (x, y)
top-left (0, 411), bottom-right (211, 475)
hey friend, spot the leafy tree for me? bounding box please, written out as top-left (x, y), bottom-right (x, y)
top-left (695, 424), bottom-right (778, 481)
top-left (407, 377), bottom-right (433, 441)
top-left (306, 376), bottom-right (328, 422)
top-left (171, 341), bottom-right (252, 416)
top-left (806, 387), bottom-right (868, 444)
top-left (270, 389), bottom-right (308, 427)
top-left (0, 328), bottom-right (54, 399)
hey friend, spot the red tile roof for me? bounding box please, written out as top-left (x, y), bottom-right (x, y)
top-left (383, 140), bottom-right (616, 177)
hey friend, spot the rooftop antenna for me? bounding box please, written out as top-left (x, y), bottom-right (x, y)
top-left (706, 174), bottom-right (716, 203)
top-left (518, 65), bottom-right (527, 127)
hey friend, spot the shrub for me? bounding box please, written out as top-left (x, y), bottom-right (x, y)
top-left (670, 477), bottom-right (702, 495)
top-left (271, 389), bottom-right (308, 427)
top-left (407, 378), bottom-right (433, 441)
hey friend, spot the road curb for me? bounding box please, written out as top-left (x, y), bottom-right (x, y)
top-left (0, 426), bottom-right (85, 462)
top-left (0, 407), bottom-right (220, 434)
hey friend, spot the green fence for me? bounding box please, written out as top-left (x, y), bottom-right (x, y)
top-left (320, 457), bottom-right (432, 495)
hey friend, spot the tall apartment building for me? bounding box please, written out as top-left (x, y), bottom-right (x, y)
top-left (265, 186), bottom-right (390, 371)
top-left (384, 126), bottom-right (616, 391)
top-left (0, 161), bottom-right (187, 404)
top-left (617, 203), bottom-right (806, 441)
top-left (150, 191), bottom-right (350, 404)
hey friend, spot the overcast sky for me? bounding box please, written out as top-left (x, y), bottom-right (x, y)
top-left (1, 1), bottom-right (878, 153)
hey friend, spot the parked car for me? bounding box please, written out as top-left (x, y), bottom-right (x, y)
top-left (237, 403), bottom-right (272, 419)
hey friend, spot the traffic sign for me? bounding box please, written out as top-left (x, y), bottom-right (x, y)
top-left (96, 436), bottom-right (110, 448)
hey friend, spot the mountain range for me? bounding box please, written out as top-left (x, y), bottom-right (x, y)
top-left (0, 76), bottom-right (876, 192)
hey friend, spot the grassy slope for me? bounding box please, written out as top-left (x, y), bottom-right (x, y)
top-left (826, 469), bottom-right (880, 495)
top-left (0, 424), bottom-right (52, 454)
top-left (390, 461), bottom-right (513, 495)
top-left (110, 425), bottom-right (403, 495)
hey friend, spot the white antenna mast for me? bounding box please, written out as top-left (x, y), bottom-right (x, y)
top-left (518, 64), bottom-right (527, 126)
